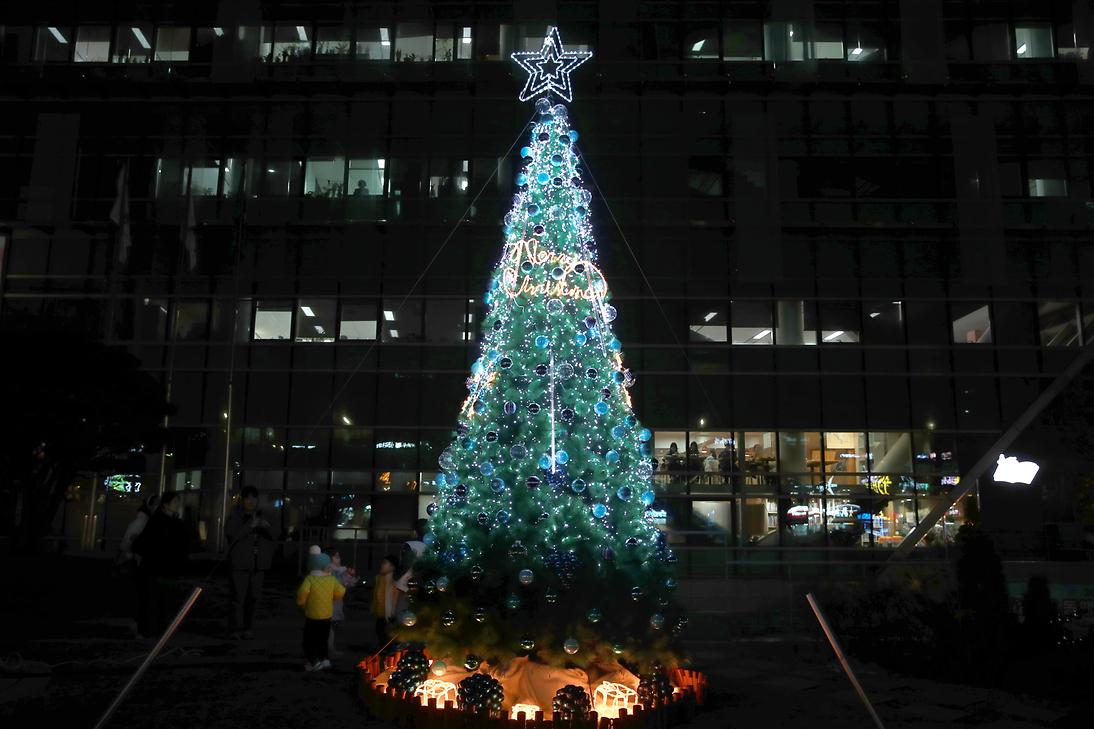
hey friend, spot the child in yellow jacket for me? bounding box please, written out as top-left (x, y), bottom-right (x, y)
top-left (296, 552), bottom-right (345, 671)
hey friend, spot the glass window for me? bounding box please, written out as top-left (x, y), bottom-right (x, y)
top-left (428, 159), bottom-right (469, 197)
top-left (814, 24), bottom-right (844, 59)
top-left (1015, 24), bottom-right (1054, 59)
top-left (36, 26), bottom-right (72, 62)
top-left (868, 432), bottom-right (913, 473)
top-left (155, 27), bottom-right (191, 61)
top-left (689, 304), bottom-right (727, 342)
top-left (253, 301), bottom-right (293, 340)
top-left (295, 300), bottom-right (337, 343)
top-left (846, 25), bottom-right (886, 61)
top-left (74, 26), bottom-right (111, 63)
top-left (424, 299), bottom-right (471, 343)
top-left (136, 297), bottom-right (169, 340)
top-left (458, 26), bottom-right (473, 60)
top-left (174, 301), bottom-right (209, 340)
top-left (382, 299), bottom-right (422, 342)
top-left (691, 431), bottom-right (735, 486)
top-left (222, 158), bottom-right (246, 197)
top-left (951, 303), bottom-right (992, 344)
top-left (395, 23), bottom-right (432, 62)
top-left (189, 161), bottom-right (221, 196)
top-left (356, 26), bottom-right (391, 60)
top-left (315, 26), bottom-right (351, 56)
top-left (774, 300), bottom-right (816, 345)
top-left (741, 431), bottom-right (777, 486)
top-left (434, 23), bottom-right (455, 61)
top-left (304, 157), bottom-right (346, 198)
top-left (238, 25), bottom-right (267, 61)
top-left (260, 160), bottom-right (302, 197)
top-left (731, 301), bottom-right (773, 344)
top-left (192, 27), bottom-right (227, 63)
top-left (824, 432), bottom-right (868, 474)
top-left (763, 21), bottom-right (808, 61)
top-left (271, 24), bottom-right (312, 62)
top-left (818, 301), bottom-right (860, 343)
top-left (863, 300), bottom-right (903, 344)
top-left (652, 431), bottom-right (687, 486)
top-left (778, 432), bottom-right (822, 487)
top-left (154, 158), bottom-right (185, 198)
top-left (1038, 301), bottom-right (1081, 346)
top-left (722, 20), bottom-right (762, 60)
top-left (348, 158), bottom-right (385, 197)
top-left (1027, 159), bottom-right (1068, 197)
top-left (340, 302), bottom-right (378, 340)
top-left (684, 27), bottom-right (719, 59)
top-left (972, 23), bottom-right (1011, 61)
top-left (113, 25), bottom-right (153, 63)
top-left (687, 156), bottom-right (724, 196)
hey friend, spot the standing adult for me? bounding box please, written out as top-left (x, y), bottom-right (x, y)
top-left (393, 518), bottom-right (428, 617)
top-left (131, 492), bottom-right (189, 639)
top-left (224, 485), bottom-right (279, 639)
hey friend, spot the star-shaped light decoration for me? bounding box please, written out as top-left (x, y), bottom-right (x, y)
top-left (511, 26), bottom-right (592, 103)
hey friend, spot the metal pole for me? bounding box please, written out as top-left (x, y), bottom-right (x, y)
top-left (93, 586), bottom-right (203, 729)
top-left (806, 592), bottom-right (886, 729)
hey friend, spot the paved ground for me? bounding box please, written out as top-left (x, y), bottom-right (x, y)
top-left (0, 557), bottom-right (1087, 728)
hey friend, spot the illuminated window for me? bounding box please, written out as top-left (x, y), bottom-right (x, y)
top-left (304, 157), bottom-right (346, 198)
top-left (188, 161), bottom-right (221, 196)
top-left (689, 304), bottom-right (727, 342)
top-left (813, 24), bottom-right (844, 59)
top-left (763, 21), bottom-right (808, 61)
top-left (35, 26), bottom-right (72, 62)
top-left (155, 27), bottom-right (191, 61)
top-left (113, 25), bottom-right (153, 63)
top-left (1015, 24), bottom-right (1054, 59)
top-left (1038, 301), bottom-right (1081, 346)
top-left (348, 158), bottom-right (385, 197)
top-left (1027, 160), bottom-right (1067, 197)
top-left (74, 26), bottom-right (111, 63)
top-left (818, 301), bottom-right (860, 343)
top-left (339, 302), bottom-right (378, 340)
top-left (260, 160), bottom-right (302, 197)
top-left (395, 23), bottom-right (432, 62)
top-left (253, 301), bottom-right (293, 340)
top-left (684, 28), bottom-right (719, 59)
top-left (270, 24), bottom-right (312, 62)
top-left (295, 299), bottom-right (337, 343)
top-left (731, 301), bottom-right (773, 344)
top-left (722, 20), bottom-right (762, 60)
top-left (951, 303), bottom-right (992, 344)
top-left (315, 26), bottom-right (351, 56)
top-left (154, 158), bottom-right (185, 198)
top-left (356, 26), bottom-right (391, 60)
top-left (863, 300), bottom-right (903, 344)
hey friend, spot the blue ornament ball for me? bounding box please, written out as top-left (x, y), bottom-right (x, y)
top-left (611, 425), bottom-right (626, 439)
top-left (605, 449), bottom-right (621, 463)
top-left (503, 401), bottom-right (518, 415)
top-left (510, 444), bottom-right (528, 459)
top-left (535, 335), bottom-right (550, 349)
top-left (538, 454), bottom-right (552, 469)
top-left (641, 490), bottom-right (656, 506)
top-left (638, 428), bottom-right (652, 442)
top-left (495, 509), bottom-right (510, 523)
top-left (592, 504), bottom-right (608, 518)
top-left (519, 146), bottom-right (532, 158)
top-left (625, 415), bottom-right (638, 427)
top-left (568, 130), bottom-right (579, 142)
top-left (571, 478), bottom-right (587, 493)
top-left (537, 171), bottom-right (550, 184)
top-left (479, 462), bottom-right (495, 476)
top-left (516, 173), bottom-right (528, 186)
top-left (491, 478), bottom-right (507, 493)
top-left (574, 333), bottom-right (587, 346)
top-left (555, 450), bottom-right (570, 465)
top-left (616, 486), bottom-right (633, 501)
top-left (594, 401), bottom-right (609, 415)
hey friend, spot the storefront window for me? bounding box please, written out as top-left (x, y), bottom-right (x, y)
top-left (295, 300), bottom-right (336, 343)
top-left (951, 302), bottom-right (992, 344)
top-left (652, 430), bottom-right (687, 490)
top-left (340, 302), bottom-right (378, 340)
top-left (424, 299), bottom-right (471, 343)
top-left (155, 27), bottom-right (191, 61)
top-left (740, 497), bottom-right (778, 544)
top-left (824, 432), bottom-right (868, 473)
top-left (356, 27), bottom-right (391, 60)
top-left (763, 21), bottom-right (808, 61)
top-left (1027, 159), bottom-right (1068, 197)
top-left (74, 26), bottom-right (111, 62)
top-left (114, 25), bottom-right (153, 63)
top-left (434, 24), bottom-right (472, 61)
top-left (741, 431), bottom-right (776, 491)
top-left (253, 300), bottom-right (293, 340)
top-left (395, 23), bottom-right (432, 62)
top-left (304, 157), bottom-right (346, 198)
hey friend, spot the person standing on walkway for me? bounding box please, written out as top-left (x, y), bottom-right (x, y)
top-left (371, 555), bottom-right (397, 648)
top-left (296, 551), bottom-right (345, 672)
top-left (131, 492), bottom-right (188, 639)
top-left (224, 485), bottom-right (279, 639)
top-left (393, 518), bottom-right (428, 618)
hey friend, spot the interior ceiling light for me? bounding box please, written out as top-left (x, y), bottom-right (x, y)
top-left (384, 310), bottom-right (395, 321)
top-left (301, 306), bottom-right (315, 317)
top-left (753, 329), bottom-right (772, 340)
top-left (131, 27), bottom-right (151, 50)
top-left (703, 312), bottom-right (717, 322)
top-left (48, 27), bottom-right (68, 44)
top-left (823, 330), bottom-right (845, 342)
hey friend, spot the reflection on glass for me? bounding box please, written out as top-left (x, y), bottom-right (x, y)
top-left (684, 29), bottom-right (719, 59)
top-left (731, 301), bottom-right (773, 344)
top-left (395, 23), bottom-right (433, 62)
top-left (356, 27), bottom-right (391, 60)
top-left (295, 299), bottom-right (337, 342)
top-left (863, 300), bottom-right (903, 344)
top-left (155, 27), bottom-right (191, 61)
top-left (340, 302), bottom-right (378, 340)
top-left (1015, 24), bottom-right (1054, 59)
top-left (113, 25), bottom-right (153, 63)
top-left (74, 26), bottom-right (111, 62)
top-left (951, 303), bottom-right (992, 343)
top-left (253, 301), bottom-right (293, 340)
top-left (36, 26), bottom-right (72, 62)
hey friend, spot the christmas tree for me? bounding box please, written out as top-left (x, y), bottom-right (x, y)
top-left (400, 27), bottom-right (682, 679)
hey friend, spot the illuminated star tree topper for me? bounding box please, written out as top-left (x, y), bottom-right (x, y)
top-left (511, 26), bottom-right (592, 103)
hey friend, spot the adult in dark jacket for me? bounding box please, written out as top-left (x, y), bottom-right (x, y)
top-left (132, 491), bottom-right (189, 638)
top-left (224, 485), bottom-right (280, 639)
